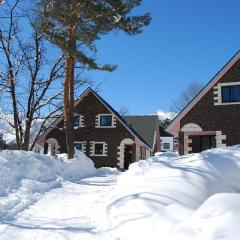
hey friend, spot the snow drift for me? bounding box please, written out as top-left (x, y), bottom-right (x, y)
top-left (0, 149), bottom-right (96, 220)
top-left (102, 146), bottom-right (240, 240)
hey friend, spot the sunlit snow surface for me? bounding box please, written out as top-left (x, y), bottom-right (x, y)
top-left (0, 146), bottom-right (240, 239)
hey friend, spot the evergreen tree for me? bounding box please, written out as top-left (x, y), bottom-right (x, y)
top-left (35, 0), bottom-right (151, 159)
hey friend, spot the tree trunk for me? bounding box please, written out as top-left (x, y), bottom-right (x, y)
top-left (64, 53), bottom-right (75, 159)
top-left (21, 117), bottom-right (32, 151)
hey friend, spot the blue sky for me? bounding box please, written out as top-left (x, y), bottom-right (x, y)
top-left (87, 0), bottom-right (240, 115)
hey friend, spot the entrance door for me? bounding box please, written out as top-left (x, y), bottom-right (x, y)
top-left (201, 136), bottom-right (216, 151)
top-left (124, 145), bottom-right (133, 170)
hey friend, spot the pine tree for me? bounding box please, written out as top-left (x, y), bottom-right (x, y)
top-left (35, 0), bottom-right (151, 159)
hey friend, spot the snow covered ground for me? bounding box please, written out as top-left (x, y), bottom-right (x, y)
top-left (0, 146), bottom-right (240, 239)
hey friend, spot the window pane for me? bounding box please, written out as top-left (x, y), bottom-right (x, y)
top-left (163, 143), bottom-right (170, 149)
top-left (95, 144), bottom-right (103, 155)
top-left (100, 115), bottom-right (112, 126)
top-left (73, 116), bottom-right (80, 127)
top-left (231, 85), bottom-right (240, 102)
top-left (74, 143), bottom-right (82, 151)
top-left (222, 86), bottom-right (230, 102)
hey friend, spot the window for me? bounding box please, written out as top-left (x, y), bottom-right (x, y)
top-left (73, 115), bottom-right (80, 127)
top-left (163, 143), bottom-right (170, 149)
top-left (222, 85), bottom-right (240, 103)
top-left (90, 142), bottom-right (107, 156)
top-left (94, 143), bottom-right (103, 155)
top-left (100, 115), bottom-right (112, 126)
top-left (74, 142), bottom-right (83, 151)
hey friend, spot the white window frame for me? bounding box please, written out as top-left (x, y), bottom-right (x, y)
top-left (74, 141), bottom-right (86, 153)
top-left (90, 141), bottom-right (108, 156)
top-left (213, 82), bottom-right (240, 105)
top-left (95, 114), bottom-right (116, 128)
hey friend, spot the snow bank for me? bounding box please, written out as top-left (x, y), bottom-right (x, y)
top-left (101, 145), bottom-right (240, 240)
top-left (0, 149), bottom-right (96, 220)
top-left (154, 151), bottom-right (179, 159)
top-left (174, 193), bottom-right (240, 240)
top-left (0, 117), bottom-right (15, 144)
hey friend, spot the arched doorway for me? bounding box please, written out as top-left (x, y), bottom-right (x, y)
top-left (46, 138), bottom-right (59, 156)
top-left (117, 138), bottom-right (134, 170)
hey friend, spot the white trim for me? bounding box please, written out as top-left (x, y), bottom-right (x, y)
top-left (74, 141), bottom-right (86, 153)
top-left (183, 135), bottom-right (192, 155)
top-left (213, 82), bottom-right (240, 106)
top-left (166, 51), bottom-right (240, 136)
top-left (46, 138), bottom-right (60, 156)
top-left (215, 131), bottom-right (227, 148)
top-left (95, 113), bottom-right (116, 128)
top-left (117, 138), bottom-right (134, 169)
top-left (90, 141), bottom-right (108, 156)
top-left (181, 123), bottom-right (203, 132)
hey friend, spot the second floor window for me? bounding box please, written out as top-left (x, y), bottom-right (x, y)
top-left (222, 85), bottom-right (240, 103)
top-left (100, 115), bottom-right (112, 126)
top-left (73, 115), bottom-right (80, 127)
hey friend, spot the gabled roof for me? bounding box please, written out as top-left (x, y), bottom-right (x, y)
top-left (123, 115), bottom-right (159, 149)
top-left (160, 126), bottom-right (174, 137)
top-left (166, 50), bottom-right (240, 136)
top-left (37, 87), bottom-right (152, 150)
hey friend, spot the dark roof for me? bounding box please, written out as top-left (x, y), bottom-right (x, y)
top-left (123, 115), bottom-right (159, 149)
top-left (160, 126), bottom-right (174, 137)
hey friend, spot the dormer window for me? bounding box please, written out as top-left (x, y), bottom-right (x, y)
top-left (222, 85), bottom-right (240, 103)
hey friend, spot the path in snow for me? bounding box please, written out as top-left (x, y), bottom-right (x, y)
top-left (0, 171), bottom-right (118, 240)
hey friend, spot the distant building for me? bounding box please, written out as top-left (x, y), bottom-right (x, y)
top-left (160, 127), bottom-right (174, 152)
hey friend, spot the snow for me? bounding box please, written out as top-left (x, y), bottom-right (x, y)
top-left (0, 146), bottom-right (240, 239)
top-left (0, 114), bottom-right (15, 144)
top-left (154, 109), bottom-right (177, 120)
top-left (102, 145), bottom-right (240, 239)
top-left (0, 149), bottom-right (96, 221)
